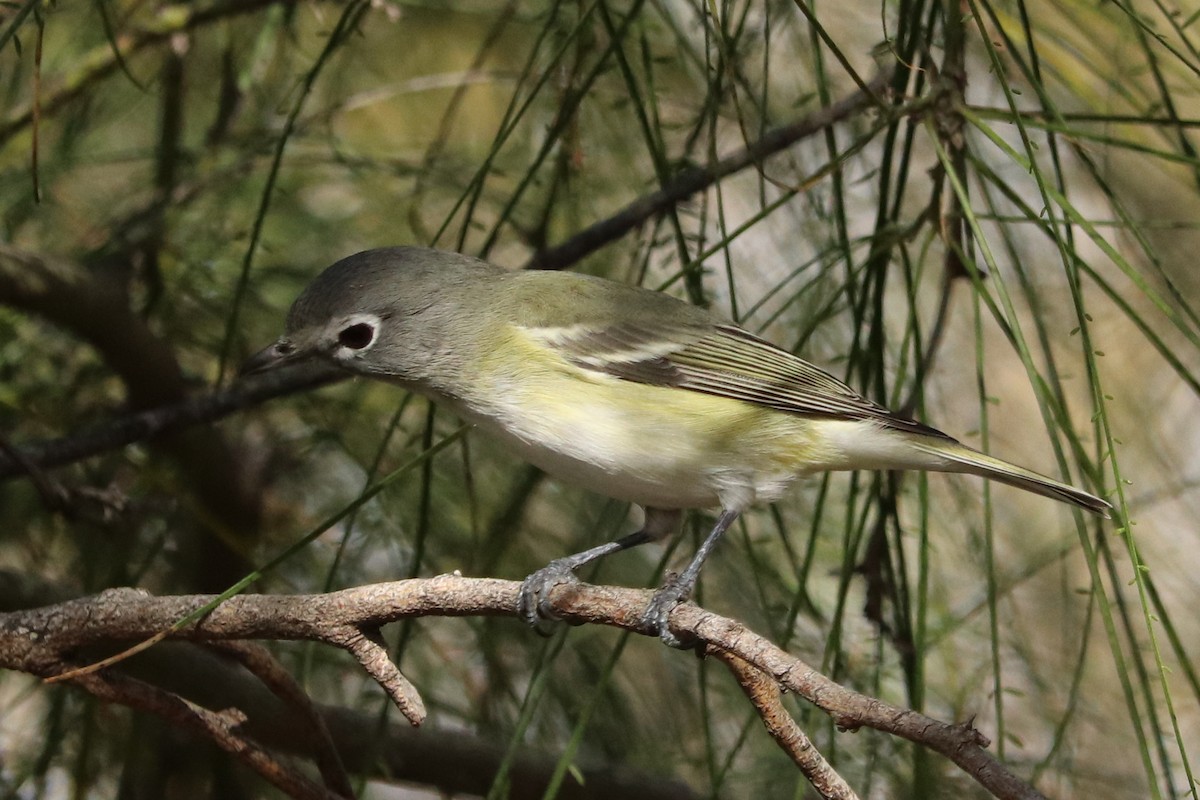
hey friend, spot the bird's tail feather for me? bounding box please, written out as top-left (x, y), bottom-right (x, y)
top-left (909, 439), bottom-right (1111, 517)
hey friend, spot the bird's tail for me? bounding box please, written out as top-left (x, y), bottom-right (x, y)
top-left (907, 437), bottom-right (1111, 517)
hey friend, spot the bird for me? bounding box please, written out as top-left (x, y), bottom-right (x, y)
top-left (242, 246), bottom-right (1110, 646)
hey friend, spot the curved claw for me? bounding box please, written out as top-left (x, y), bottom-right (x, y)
top-left (639, 579), bottom-right (693, 649)
top-left (517, 559), bottom-right (580, 629)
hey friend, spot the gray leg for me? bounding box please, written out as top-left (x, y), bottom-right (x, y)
top-left (641, 508), bottom-right (741, 647)
top-left (518, 508), bottom-right (681, 628)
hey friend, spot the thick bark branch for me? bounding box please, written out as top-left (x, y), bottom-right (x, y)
top-left (1, 575), bottom-right (1046, 800)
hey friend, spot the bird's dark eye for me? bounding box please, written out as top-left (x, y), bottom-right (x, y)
top-left (338, 323), bottom-right (375, 350)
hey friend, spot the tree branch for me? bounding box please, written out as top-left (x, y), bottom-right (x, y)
top-left (60, 627), bottom-right (699, 800)
top-left (1, 575), bottom-right (1047, 800)
top-left (72, 668), bottom-right (347, 799)
top-left (0, 364), bottom-right (342, 482)
top-left (0, 242), bottom-right (274, 584)
top-left (204, 640), bottom-right (354, 798)
top-left (714, 651), bottom-right (858, 800)
top-left (523, 72), bottom-right (893, 271)
top-left (0, 0), bottom-right (298, 148)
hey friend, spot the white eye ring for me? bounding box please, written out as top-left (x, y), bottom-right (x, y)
top-left (335, 313), bottom-right (381, 354)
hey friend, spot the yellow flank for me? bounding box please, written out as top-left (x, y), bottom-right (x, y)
top-left (461, 325), bottom-right (841, 511)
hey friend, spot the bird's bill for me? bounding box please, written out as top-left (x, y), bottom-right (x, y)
top-left (240, 338), bottom-right (310, 376)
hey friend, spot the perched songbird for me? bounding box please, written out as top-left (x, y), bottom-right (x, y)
top-left (243, 247), bottom-right (1110, 645)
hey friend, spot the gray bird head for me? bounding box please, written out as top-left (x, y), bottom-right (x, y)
top-left (242, 247), bottom-right (504, 387)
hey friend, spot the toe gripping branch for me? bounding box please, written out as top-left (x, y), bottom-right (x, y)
top-left (517, 508), bottom-right (742, 648)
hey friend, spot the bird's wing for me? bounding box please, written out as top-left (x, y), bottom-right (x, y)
top-left (540, 320), bottom-right (952, 439)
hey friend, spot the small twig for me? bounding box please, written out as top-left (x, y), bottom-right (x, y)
top-left (0, 365), bottom-right (343, 482)
top-left (332, 626), bottom-right (426, 726)
top-left (930, 16), bottom-right (970, 282)
top-left (47, 628), bottom-right (173, 683)
top-left (523, 72), bottom-right (893, 272)
top-left (0, 435), bottom-right (69, 511)
top-left (206, 640), bottom-right (354, 798)
top-left (897, 272), bottom-right (959, 419)
top-left (72, 669), bottom-right (347, 800)
top-left (0, 0), bottom-right (293, 147)
top-left (714, 651), bottom-right (858, 800)
top-left (681, 608), bottom-right (1046, 800)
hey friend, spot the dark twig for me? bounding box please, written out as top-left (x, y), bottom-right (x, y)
top-left (523, 72), bottom-right (893, 271)
top-left (0, 241), bottom-right (276, 582)
top-left (72, 669), bottom-right (347, 800)
top-left (205, 640), bottom-right (354, 798)
top-left (930, 19), bottom-right (970, 282)
top-left (0, 365), bottom-right (343, 482)
top-left (0, 0), bottom-right (296, 147)
top-left (0, 435), bottom-right (69, 509)
top-left (897, 272), bottom-right (959, 418)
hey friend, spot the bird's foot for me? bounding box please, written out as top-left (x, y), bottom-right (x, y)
top-left (640, 574), bottom-right (698, 649)
top-left (518, 560), bottom-right (581, 631)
